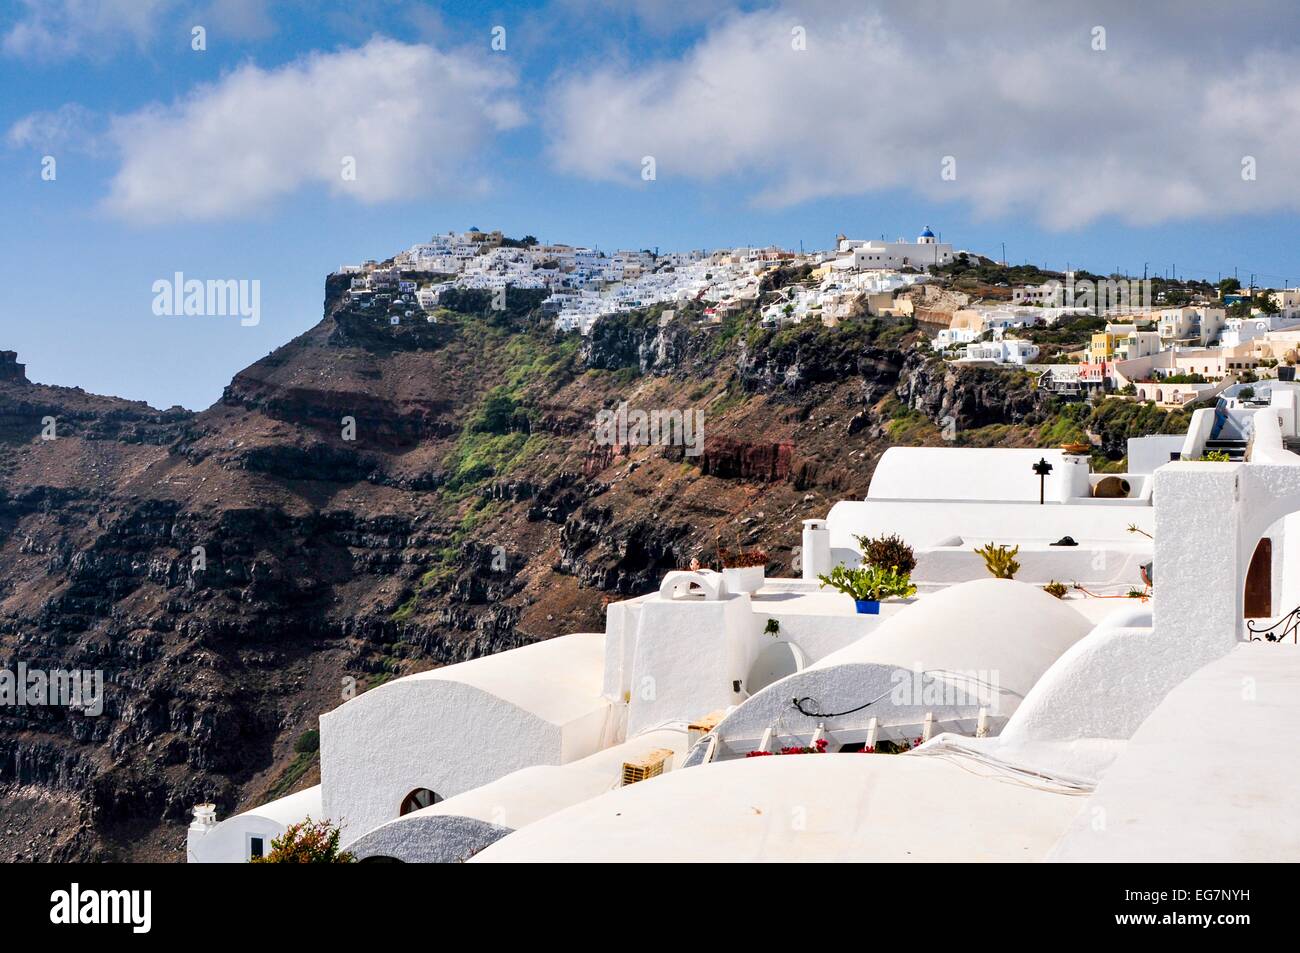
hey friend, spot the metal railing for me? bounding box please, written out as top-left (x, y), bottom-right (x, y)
top-left (1247, 607), bottom-right (1300, 643)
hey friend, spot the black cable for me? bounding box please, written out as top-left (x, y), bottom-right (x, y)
top-left (792, 695), bottom-right (878, 718)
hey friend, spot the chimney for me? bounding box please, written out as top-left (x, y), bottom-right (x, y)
top-left (186, 803), bottom-right (218, 863)
top-left (801, 519), bottom-right (831, 581)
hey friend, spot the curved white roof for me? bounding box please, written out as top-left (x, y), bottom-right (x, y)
top-left (363, 727), bottom-right (687, 834)
top-left (381, 631), bottom-right (605, 726)
top-left (806, 578), bottom-right (1092, 692)
top-left (867, 446), bottom-right (1071, 502)
top-left (699, 579), bottom-right (1096, 749)
top-left (231, 783), bottom-right (321, 827)
top-left (471, 754), bottom-right (1083, 863)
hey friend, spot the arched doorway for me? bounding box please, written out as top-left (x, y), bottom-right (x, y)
top-left (399, 788), bottom-right (442, 816)
top-left (1245, 538), bottom-right (1272, 618)
top-left (746, 641), bottom-right (806, 694)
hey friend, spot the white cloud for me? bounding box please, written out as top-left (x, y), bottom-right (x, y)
top-left (6, 103), bottom-right (100, 152)
top-left (101, 37), bottom-right (525, 223)
top-left (2, 0), bottom-right (173, 59)
top-left (544, 3), bottom-right (1300, 229)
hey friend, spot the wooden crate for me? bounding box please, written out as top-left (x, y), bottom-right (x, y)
top-left (621, 748), bottom-right (673, 786)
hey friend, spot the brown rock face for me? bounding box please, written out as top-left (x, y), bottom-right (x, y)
top-left (697, 437), bottom-right (793, 482)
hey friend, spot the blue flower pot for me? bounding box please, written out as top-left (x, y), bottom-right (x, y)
top-left (854, 599), bottom-right (881, 615)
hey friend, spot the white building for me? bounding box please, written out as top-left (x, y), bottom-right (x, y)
top-left (835, 227), bottom-right (955, 272)
top-left (187, 785), bottom-right (321, 863)
top-left (1218, 312), bottom-right (1300, 348)
top-left (961, 338), bottom-right (1040, 364)
top-left (1156, 305), bottom-right (1226, 346)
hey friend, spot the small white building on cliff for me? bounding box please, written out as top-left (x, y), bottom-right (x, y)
top-left (834, 226), bottom-right (955, 272)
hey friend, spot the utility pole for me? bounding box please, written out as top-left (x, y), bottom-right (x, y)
top-left (1001, 242), bottom-right (1006, 266)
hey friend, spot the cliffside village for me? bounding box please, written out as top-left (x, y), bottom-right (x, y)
top-left (334, 226), bottom-right (950, 333)
top-left (336, 227), bottom-right (1300, 410)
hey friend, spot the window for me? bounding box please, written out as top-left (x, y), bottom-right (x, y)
top-left (400, 788), bottom-right (442, 816)
top-left (248, 835), bottom-right (265, 860)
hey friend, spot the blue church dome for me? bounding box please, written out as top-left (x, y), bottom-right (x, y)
top-left (920, 226), bottom-right (935, 238)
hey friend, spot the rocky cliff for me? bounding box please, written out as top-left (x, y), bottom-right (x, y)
top-left (0, 281), bottom-right (1055, 860)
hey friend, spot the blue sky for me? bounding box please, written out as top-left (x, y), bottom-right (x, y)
top-left (3, 0), bottom-right (1300, 409)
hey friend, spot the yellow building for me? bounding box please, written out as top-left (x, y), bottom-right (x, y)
top-left (1090, 332), bottom-right (1119, 361)
top-left (1090, 324), bottom-right (1140, 362)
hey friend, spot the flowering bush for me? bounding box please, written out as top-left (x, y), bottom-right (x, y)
top-left (862, 737), bottom-right (924, 754)
top-left (250, 817), bottom-right (355, 863)
top-left (746, 738), bottom-right (828, 757)
top-left (779, 739), bottom-right (829, 755)
top-left (719, 547), bottom-right (769, 568)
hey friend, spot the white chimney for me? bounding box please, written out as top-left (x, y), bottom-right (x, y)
top-left (1057, 452), bottom-right (1092, 502)
top-left (801, 519), bottom-right (831, 582)
top-left (186, 803), bottom-right (218, 864)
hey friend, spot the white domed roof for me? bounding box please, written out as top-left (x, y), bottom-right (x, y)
top-left (808, 578), bottom-right (1092, 680)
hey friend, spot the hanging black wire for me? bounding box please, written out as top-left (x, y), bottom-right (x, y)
top-left (793, 695), bottom-right (879, 718)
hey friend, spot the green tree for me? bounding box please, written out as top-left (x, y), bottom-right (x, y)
top-left (472, 387), bottom-right (524, 434)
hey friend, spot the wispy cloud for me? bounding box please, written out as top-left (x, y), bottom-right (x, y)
top-left (100, 37), bottom-right (525, 224)
top-left (544, 2), bottom-right (1300, 229)
top-left (6, 103), bottom-right (101, 152)
top-left (2, 0), bottom-right (174, 60)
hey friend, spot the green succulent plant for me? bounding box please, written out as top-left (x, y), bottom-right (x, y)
top-left (975, 542), bottom-right (1021, 580)
top-left (818, 563), bottom-right (917, 602)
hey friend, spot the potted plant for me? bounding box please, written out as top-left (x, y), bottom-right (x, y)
top-left (818, 563), bottom-right (916, 614)
top-left (719, 547), bottom-right (768, 594)
top-left (974, 542), bottom-right (1020, 579)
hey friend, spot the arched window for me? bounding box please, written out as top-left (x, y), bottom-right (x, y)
top-left (400, 788), bottom-right (442, 816)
